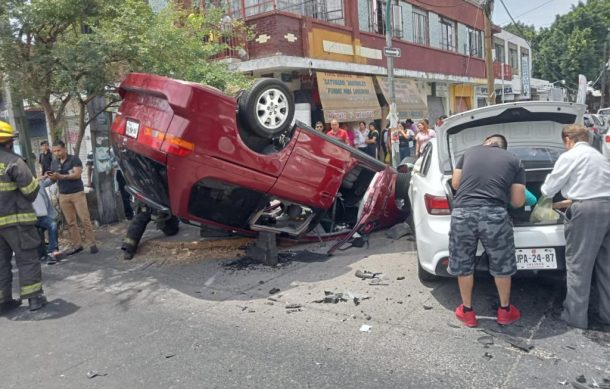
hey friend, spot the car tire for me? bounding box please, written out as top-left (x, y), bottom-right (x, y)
top-left (159, 216), bottom-right (180, 237)
top-left (418, 257), bottom-right (441, 283)
top-left (238, 78), bottom-right (294, 139)
top-left (395, 172), bottom-right (411, 201)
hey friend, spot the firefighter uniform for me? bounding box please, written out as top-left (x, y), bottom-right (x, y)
top-left (121, 204), bottom-right (152, 259)
top-left (0, 121), bottom-right (44, 310)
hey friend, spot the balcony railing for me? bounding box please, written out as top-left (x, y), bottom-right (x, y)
top-left (228, 0), bottom-right (344, 25)
top-left (493, 62), bottom-right (512, 81)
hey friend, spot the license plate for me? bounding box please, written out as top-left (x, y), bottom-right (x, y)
top-left (125, 120), bottom-right (139, 139)
top-left (515, 248), bottom-right (557, 270)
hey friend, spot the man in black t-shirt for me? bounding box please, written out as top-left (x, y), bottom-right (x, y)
top-left (449, 134), bottom-right (526, 328)
top-left (38, 141), bottom-right (53, 175)
top-left (49, 140), bottom-right (97, 255)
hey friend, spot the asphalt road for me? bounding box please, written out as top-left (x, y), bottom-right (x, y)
top-left (1, 225), bottom-right (609, 389)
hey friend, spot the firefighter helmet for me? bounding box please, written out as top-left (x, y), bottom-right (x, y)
top-left (0, 121), bottom-right (16, 140)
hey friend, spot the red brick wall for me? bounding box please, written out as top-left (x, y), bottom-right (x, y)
top-left (246, 13), bottom-right (304, 59)
top-left (359, 32), bottom-right (486, 79)
top-left (408, 0), bottom-right (486, 31)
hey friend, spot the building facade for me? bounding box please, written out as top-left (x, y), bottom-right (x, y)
top-left (167, 1), bottom-right (519, 127)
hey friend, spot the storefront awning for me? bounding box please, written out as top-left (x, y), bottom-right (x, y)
top-left (375, 76), bottom-right (428, 120)
top-left (316, 72), bottom-right (382, 122)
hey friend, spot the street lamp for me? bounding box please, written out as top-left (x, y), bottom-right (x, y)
top-left (551, 80), bottom-right (566, 86)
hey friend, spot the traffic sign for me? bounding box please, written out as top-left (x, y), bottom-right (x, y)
top-left (383, 47), bottom-right (401, 57)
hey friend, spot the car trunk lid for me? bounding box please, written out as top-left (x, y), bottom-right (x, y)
top-left (436, 101), bottom-right (586, 173)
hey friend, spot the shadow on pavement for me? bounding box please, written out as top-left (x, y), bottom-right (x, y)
top-left (5, 298), bottom-right (80, 321)
top-left (425, 274), bottom-right (574, 340)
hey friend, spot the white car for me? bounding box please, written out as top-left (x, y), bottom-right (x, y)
top-left (409, 101), bottom-right (586, 282)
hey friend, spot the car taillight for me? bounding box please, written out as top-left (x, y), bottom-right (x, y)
top-left (424, 194), bottom-right (451, 215)
top-left (161, 134), bottom-right (195, 157)
top-left (139, 127), bottom-right (166, 149)
top-left (111, 116), bottom-right (126, 135)
top-left (606, 135), bottom-right (610, 143)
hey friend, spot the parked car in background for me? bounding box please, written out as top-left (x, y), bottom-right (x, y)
top-left (409, 101), bottom-right (586, 282)
top-left (584, 113), bottom-right (604, 152)
top-left (598, 107), bottom-right (610, 122)
top-left (592, 114), bottom-right (609, 134)
top-left (110, 74), bottom-right (410, 254)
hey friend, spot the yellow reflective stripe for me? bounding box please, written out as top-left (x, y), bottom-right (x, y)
top-left (0, 182), bottom-right (17, 191)
top-left (20, 282), bottom-right (42, 296)
top-left (0, 212), bottom-right (37, 226)
top-left (20, 178), bottom-right (39, 195)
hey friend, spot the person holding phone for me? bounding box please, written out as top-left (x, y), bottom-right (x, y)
top-left (49, 140), bottom-right (98, 255)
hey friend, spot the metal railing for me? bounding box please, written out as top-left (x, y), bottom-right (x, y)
top-left (228, 0), bottom-right (344, 24)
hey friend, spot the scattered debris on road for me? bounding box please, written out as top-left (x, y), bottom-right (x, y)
top-left (355, 270), bottom-right (381, 279)
top-left (576, 375), bottom-right (587, 384)
top-left (480, 329), bottom-right (534, 353)
top-left (313, 291), bottom-right (370, 305)
top-left (477, 336), bottom-right (494, 347)
top-left (86, 371), bottom-right (107, 379)
top-left (558, 380), bottom-right (568, 386)
top-left (483, 352), bottom-right (493, 360)
top-left (285, 303), bottom-right (302, 309)
top-left (359, 324), bottom-right (372, 333)
top-left (422, 305), bottom-right (433, 310)
top-left (396, 276), bottom-right (405, 280)
top-left (165, 354), bottom-right (176, 359)
top-left (269, 288), bottom-right (280, 295)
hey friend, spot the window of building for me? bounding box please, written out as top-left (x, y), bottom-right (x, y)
top-left (494, 42), bottom-right (505, 63)
top-left (468, 29), bottom-right (482, 58)
top-left (440, 18), bottom-right (456, 52)
top-left (508, 45), bottom-right (519, 74)
top-left (228, 0), bottom-right (344, 24)
top-left (365, 1), bottom-right (402, 37)
top-left (412, 7), bottom-right (429, 46)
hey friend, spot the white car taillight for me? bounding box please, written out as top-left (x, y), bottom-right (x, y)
top-left (424, 194), bottom-right (451, 215)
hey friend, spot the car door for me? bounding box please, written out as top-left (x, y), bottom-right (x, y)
top-left (409, 141), bottom-right (438, 233)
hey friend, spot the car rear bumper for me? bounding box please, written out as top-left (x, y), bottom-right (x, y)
top-left (418, 219), bottom-right (567, 277)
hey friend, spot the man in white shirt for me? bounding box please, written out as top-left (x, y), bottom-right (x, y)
top-left (541, 124), bottom-right (610, 329)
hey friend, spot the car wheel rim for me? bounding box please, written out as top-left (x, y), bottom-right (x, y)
top-left (256, 88), bottom-right (289, 131)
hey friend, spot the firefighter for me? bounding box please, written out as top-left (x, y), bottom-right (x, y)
top-left (0, 121), bottom-right (47, 314)
top-left (121, 203), bottom-right (179, 260)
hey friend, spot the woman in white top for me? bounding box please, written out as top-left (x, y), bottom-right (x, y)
top-left (415, 119), bottom-right (436, 157)
top-left (354, 121), bottom-right (369, 152)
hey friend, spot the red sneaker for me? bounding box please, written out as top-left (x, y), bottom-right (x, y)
top-left (455, 304), bottom-right (478, 327)
top-left (497, 304), bottom-right (521, 325)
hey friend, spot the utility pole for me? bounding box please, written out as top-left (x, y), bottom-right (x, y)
top-left (484, 0), bottom-right (495, 106)
top-left (2, 78), bottom-right (35, 174)
top-left (601, 28), bottom-right (610, 108)
top-left (385, 0), bottom-right (399, 167)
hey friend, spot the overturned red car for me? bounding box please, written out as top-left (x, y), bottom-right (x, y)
top-left (110, 73), bottom-right (410, 253)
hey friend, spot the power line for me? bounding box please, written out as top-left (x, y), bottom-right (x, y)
top-left (497, 0), bottom-right (555, 26)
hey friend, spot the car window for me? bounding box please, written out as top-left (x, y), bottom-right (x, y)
top-left (419, 142), bottom-right (433, 176)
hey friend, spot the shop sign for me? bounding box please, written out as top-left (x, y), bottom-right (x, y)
top-left (376, 77), bottom-right (428, 119)
top-left (521, 57), bottom-right (531, 98)
top-left (316, 72), bottom-right (381, 122)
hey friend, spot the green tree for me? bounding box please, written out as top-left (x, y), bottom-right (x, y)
top-left (533, 0), bottom-right (610, 91)
top-left (0, 0), bottom-right (251, 154)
